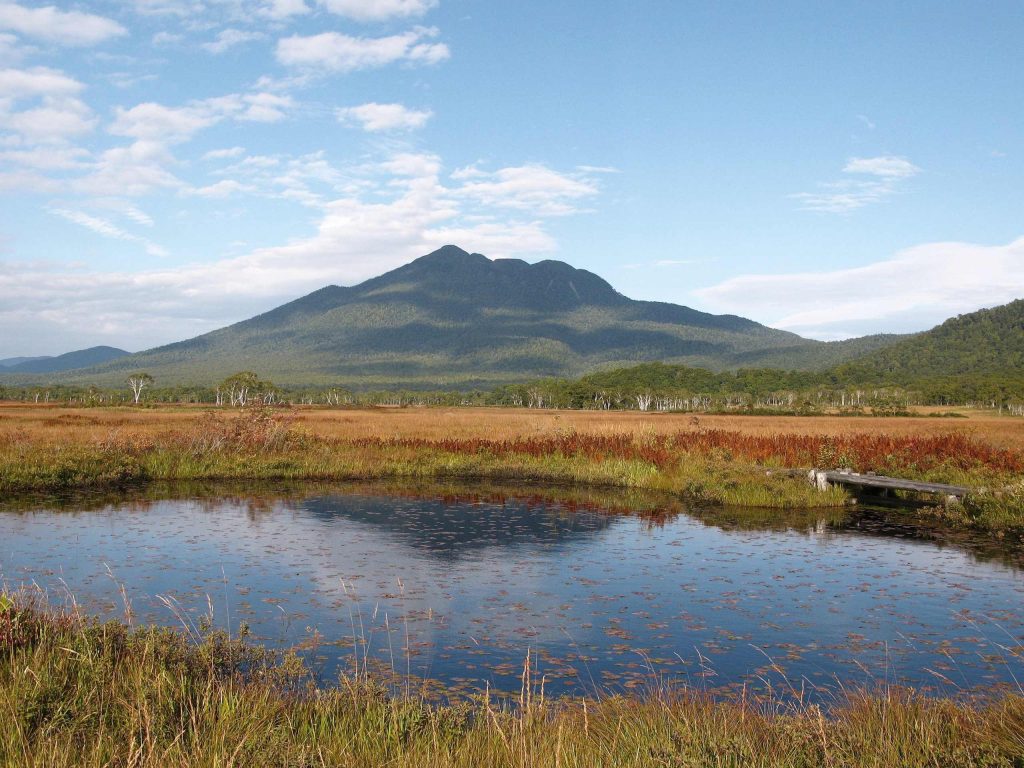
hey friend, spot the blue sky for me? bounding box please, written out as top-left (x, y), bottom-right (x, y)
top-left (0, 0), bottom-right (1021, 356)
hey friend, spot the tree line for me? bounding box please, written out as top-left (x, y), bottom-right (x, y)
top-left (2, 361), bottom-right (1022, 415)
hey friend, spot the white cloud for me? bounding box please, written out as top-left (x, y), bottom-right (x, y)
top-left (133, 0), bottom-right (307, 22)
top-left (121, 204), bottom-right (154, 226)
top-left (203, 146), bottom-right (246, 160)
top-left (276, 26), bottom-right (449, 72)
top-left (0, 167), bottom-right (60, 193)
top-left (0, 68), bottom-right (94, 145)
top-left (260, 0), bottom-right (309, 18)
top-left (0, 150), bottom-right (593, 354)
top-left (319, 0), bottom-right (437, 22)
top-left (452, 164), bottom-right (599, 216)
top-left (203, 28), bottom-right (265, 54)
top-left (576, 165), bottom-right (620, 174)
top-left (0, 31), bottom-right (30, 63)
top-left (152, 31), bottom-right (183, 46)
top-left (792, 155), bottom-right (920, 213)
top-left (0, 2), bottom-right (127, 46)
top-left (239, 92), bottom-right (292, 122)
top-left (73, 140), bottom-right (182, 196)
top-left (0, 66), bottom-right (82, 98)
top-left (48, 207), bottom-right (167, 257)
top-left (336, 101), bottom-right (432, 132)
top-left (622, 257), bottom-right (709, 270)
top-left (0, 97), bottom-right (96, 143)
top-left (188, 179), bottom-right (254, 197)
top-left (380, 151), bottom-right (441, 177)
top-left (111, 102), bottom-right (217, 142)
top-left (84, 198), bottom-right (156, 227)
top-left (843, 155), bottom-right (919, 178)
top-left (110, 92), bottom-right (292, 143)
top-left (0, 145), bottom-right (89, 170)
top-left (695, 236), bottom-right (1024, 338)
top-left (106, 71), bottom-right (159, 90)
top-left (130, 0), bottom-right (201, 16)
top-left (653, 259), bottom-right (700, 267)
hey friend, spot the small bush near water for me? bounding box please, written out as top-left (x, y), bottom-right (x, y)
top-left (2, 596), bottom-right (1023, 767)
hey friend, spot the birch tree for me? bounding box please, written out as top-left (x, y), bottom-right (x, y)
top-left (127, 372), bottom-right (153, 404)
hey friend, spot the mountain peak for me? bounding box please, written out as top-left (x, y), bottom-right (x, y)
top-left (414, 244), bottom-right (485, 267)
top-left (377, 245), bottom-right (622, 310)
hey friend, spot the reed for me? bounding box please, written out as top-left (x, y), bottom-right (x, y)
top-left (2, 597), bottom-right (1022, 768)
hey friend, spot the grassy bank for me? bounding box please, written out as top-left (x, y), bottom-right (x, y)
top-left (2, 598), bottom-right (1022, 768)
top-left (2, 405), bottom-right (1023, 528)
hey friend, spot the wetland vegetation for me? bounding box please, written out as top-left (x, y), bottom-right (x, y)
top-left (2, 402), bottom-right (1023, 531)
top-left (3, 481), bottom-right (1024, 767)
top-left (2, 597), bottom-right (1023, 767)
top-left (3, 403), bottom-right (1024, 766)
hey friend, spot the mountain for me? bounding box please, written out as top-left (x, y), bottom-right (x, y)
top-left (0, 356), bottom-right (51, 368)
top-left (39, 246), bottom-right (903, 388)
top-left (831, 299), bottom-right (1024, 385)
top-left (3, 346), bottom-right (130, 374)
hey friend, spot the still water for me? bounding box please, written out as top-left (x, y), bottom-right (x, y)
top-left (2, 484), bottom-right (1022, 702)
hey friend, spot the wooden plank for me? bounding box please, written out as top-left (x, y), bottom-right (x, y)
top-left (818, 469), bottom-right (969, 497)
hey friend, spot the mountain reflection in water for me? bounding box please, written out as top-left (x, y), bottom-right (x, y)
top-left (1, 482), bottom-right (1022, 703)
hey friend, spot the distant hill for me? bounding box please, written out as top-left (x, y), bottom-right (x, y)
top-left (3, 346), bottom-right (129, 374)
top-left (0, 356), bottom-right (50, 368)
top-left (55, 246), bottom-right (905, 389)
top-left (832, 299), bottom-right (1024, 385)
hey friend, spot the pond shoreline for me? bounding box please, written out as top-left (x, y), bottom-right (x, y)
top-left (2, 404), bottom-right (1022, 530)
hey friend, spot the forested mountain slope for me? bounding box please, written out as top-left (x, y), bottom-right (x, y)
top-left (832, 300), bottom-right (1024, 385)
top-left (20, 246), bottom-right (903, 388)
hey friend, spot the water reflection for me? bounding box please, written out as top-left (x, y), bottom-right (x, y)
top-left (1, 482), bottom-right (1022, 703)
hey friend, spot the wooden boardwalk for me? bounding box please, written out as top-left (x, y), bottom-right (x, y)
top-left (808, 469), bottom-right (970, 500)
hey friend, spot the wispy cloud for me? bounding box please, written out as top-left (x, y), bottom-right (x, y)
top-left (791, 155), bottom-right (921, 213)
top-left (48, 207), bottom-right (167, 256)
top-left (856, 114), bottom-right (875, 130)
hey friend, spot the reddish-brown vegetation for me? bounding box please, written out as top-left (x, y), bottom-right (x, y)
top-left (359, 430), bottom-right (1024, 474)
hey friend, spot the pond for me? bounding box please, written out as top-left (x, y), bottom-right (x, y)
top-left (2, 482), bottom-right (1022, 703)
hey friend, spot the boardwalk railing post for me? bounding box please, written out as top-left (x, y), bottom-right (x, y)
top-left (808, 469), bottom-right (830, 492)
